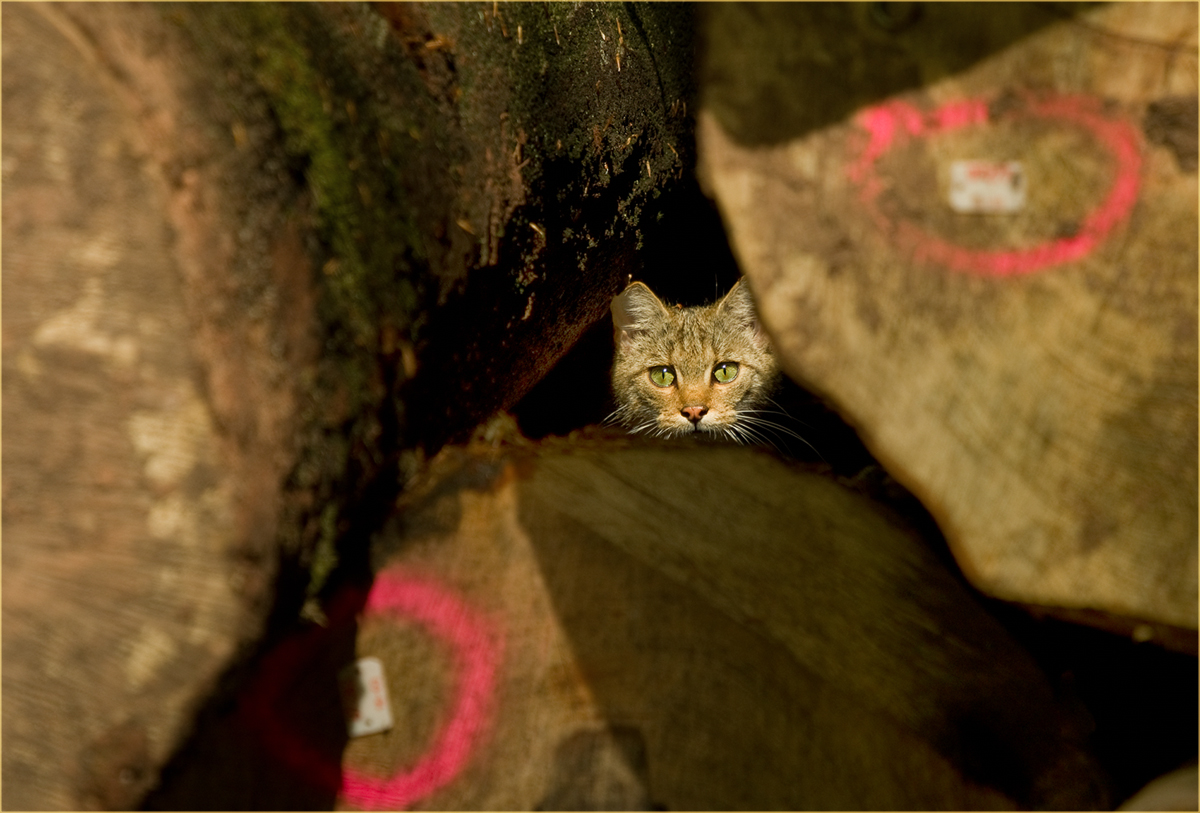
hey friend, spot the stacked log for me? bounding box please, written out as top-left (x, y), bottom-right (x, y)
top-left (155, 434), bottom-right (1109, 809)
top-left (3, 2), bottom-right (695, 807)
top-left (4, 2), bottom-right (1193, 810)
top-left (698, 2), bottom-right (1198, 638)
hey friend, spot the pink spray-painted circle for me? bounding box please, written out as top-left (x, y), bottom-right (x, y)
top-left (241, 571), bottom-right (504, 810)
top-left (845, 93), bottom-right (1143, 276)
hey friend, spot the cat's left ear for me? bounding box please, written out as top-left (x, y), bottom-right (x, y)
top-left (718, 277), bottom-right (771, 348)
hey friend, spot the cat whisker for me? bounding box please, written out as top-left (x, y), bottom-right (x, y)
top-left (736, 409), bottom-right (802, 424)
top-left (729, 422), bottom-right (780, 452)
top-left (739, 405), bottom-right (812, 427)
top-left (734, 413), bottom-right (825, 460)
top-left (722, 424), bottom-right (750, 446)
top-left (604, 404), bottom-right (637, 429)
top-left (721, 423), bottom-right (785, 454)
top-left (762, 395), bottom-right (817, 430)
top-left (736, 414), bottom-right (804, 440)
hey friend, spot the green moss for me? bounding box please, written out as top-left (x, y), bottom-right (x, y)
top-left (246, 6), bottom-right (375, 346)
top-left (171, 3), bottom-right (440, 599)
top-left (307, 502), bottom-right (341, 600)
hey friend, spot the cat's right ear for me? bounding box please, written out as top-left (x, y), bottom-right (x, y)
top-left (718, 277), bottom-right (772, 350)
top-left (611, 282), bottom-right (667, 349)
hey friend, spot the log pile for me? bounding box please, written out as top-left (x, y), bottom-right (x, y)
top-left (3, 2), bottom-right (1194, 810)
top-left (3, 2), bottom-right (698, 808)
top-left (153, 433), bottom-right (1112, 810)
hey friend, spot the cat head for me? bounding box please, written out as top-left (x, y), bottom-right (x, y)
top-left (609, 278), bottom-right (779, 439)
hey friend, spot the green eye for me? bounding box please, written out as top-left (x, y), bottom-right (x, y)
top-left (648, 366), bottom-right (675, 387)
top-left (713, 362), bottom-right (739, 384)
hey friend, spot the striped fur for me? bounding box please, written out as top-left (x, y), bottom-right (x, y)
top-left (608, 279), bottom-right (785, 444)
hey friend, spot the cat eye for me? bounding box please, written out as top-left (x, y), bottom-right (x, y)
top-left (713, 361), bottom-right (739, 384)
top-left (648, 366), bottom-right (675, 388)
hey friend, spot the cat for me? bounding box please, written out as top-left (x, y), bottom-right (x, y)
top-left (608, 278), bottom-right (792, 445)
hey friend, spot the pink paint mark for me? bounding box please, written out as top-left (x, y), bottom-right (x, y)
top-left (240, 570), bottom-right (504, 811)
top-left (846, 93), bottom-right (1143, 276)
top-left (341, 574), bottom-right (503, 810)
top-left (848, 101), bottom-right (919, 182)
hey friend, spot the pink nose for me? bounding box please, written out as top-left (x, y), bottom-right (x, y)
top-left (681, 406), bottom-right (708, 424)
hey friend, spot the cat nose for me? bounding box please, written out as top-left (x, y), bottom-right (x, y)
top-left (681, 405), bottom-right (708, 424)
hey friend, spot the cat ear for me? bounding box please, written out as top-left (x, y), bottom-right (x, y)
top-left (718, 277), bottom-right (771, 348)
top-left (612, 282), bottom-right (668, 348)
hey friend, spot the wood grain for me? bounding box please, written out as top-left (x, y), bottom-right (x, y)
top-left (698, 2), bottom-right (1198, 632)
top-left (341, 437), bottom-right (1110, 809)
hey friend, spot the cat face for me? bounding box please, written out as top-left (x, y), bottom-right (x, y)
top-left (609, 278), bottom-right (780, 439)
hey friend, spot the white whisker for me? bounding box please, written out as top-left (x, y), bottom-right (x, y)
top-left (762, 395), bottom-right (817, 430)
top-left (734, 412), bottom-right (824, 459)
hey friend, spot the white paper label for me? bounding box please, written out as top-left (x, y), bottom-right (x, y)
top-left (339, 656), bottom-right (394, 737)
top-left (948, 160), bottom-right (1026, 213)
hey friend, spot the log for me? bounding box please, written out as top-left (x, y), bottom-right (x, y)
top-left (154, 434), bottom-right (1110, 810)
top-left (697, 3), bottom-right (1198, 634)
top-left (1, 5), bottom-right (297, 808)
top-left (2, 2), bottom-right (698, 808)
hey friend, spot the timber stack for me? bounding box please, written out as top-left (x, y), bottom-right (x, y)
top-left (3, 2), bottom-right (1194, 810)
